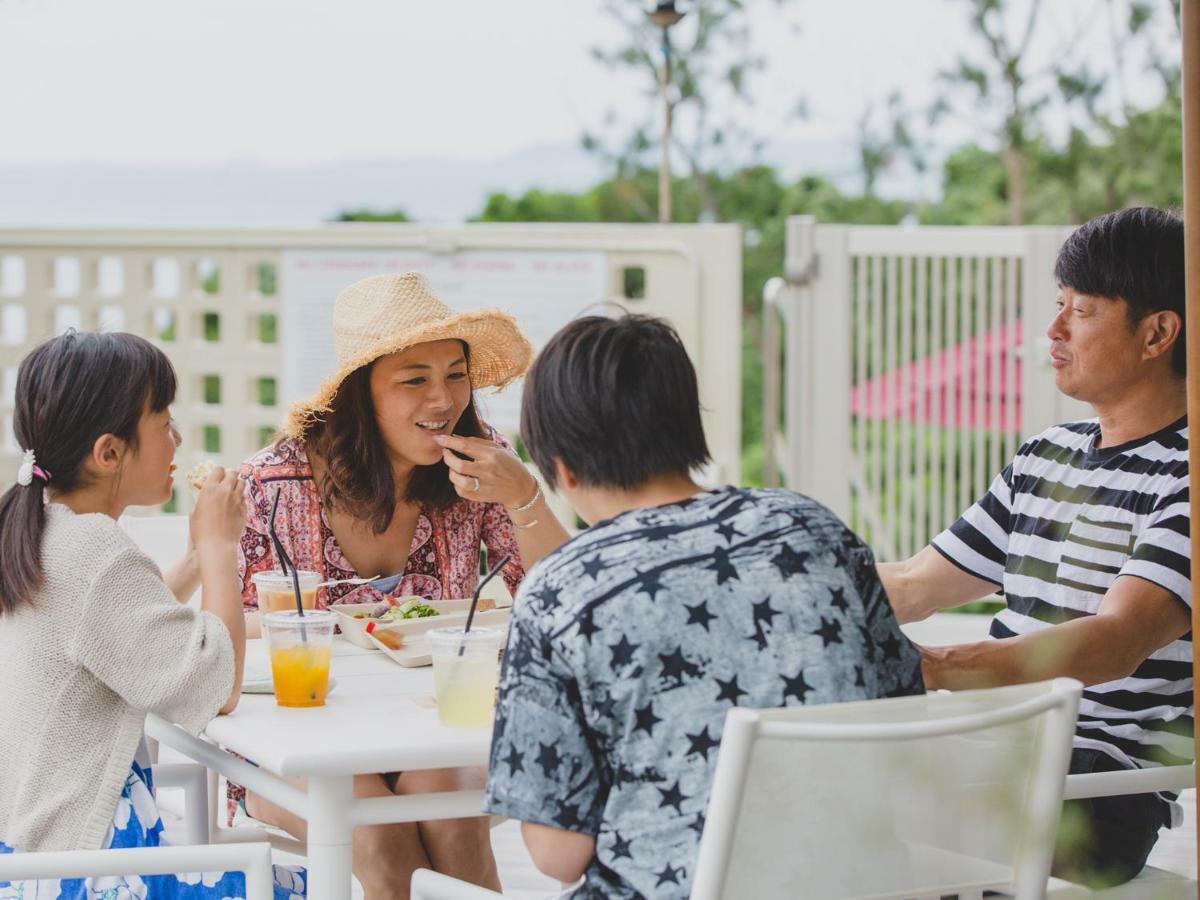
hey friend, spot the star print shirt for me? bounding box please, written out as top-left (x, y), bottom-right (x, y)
top-left (484, 486), bottom-right (924, 899)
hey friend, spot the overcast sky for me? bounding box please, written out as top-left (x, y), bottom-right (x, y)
top-left (0, 0), bottom-right (1178, 169)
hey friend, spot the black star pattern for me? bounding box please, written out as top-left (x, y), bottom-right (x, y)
top-left (715, 675), bottom-right (748, 705)
top-left (536, 585), bottom-right (563, 608)
top-left (781, 668), bottom-right (813, 703)
top-left (854, 665), bottom-right (865, 688)
top-left (684, 601), bottom-right (718, 631)
top-left (656, 864), bottom-right (683, 887)
top-left (706, 546), bottom-right (740, 585)
top-left (535, 742), bottom-right (562, 777)
top-left (685, 725), bottom-right (721, 760)
top-left (752, 598), bottom-right (780, 627)
top-left (688, 813), bottom-right (707, 835)
top-left (610, 833), bottom-right (633, 860)
top-left (714, 520), bottom-right (744, 543)
top-left (659, 647), bottom-right (703, 688)
top-left (634, 702), bottom-right (662, 736)
top-left (555, 801), bottom-right (583, 830)
top-left (575, 608), bottom-right (601, 643)
top-left (609, 635), bottom-right (639, 668)
top-left (831, 547), bottom-right (848, 567)
top-left (829, 587), bottom-right (850, 613)
top-left (593, 690), bottom-right (617, 719)
top-left (813, 616), bottom-right (843, 647)
top-left (857, 624), bottom-right (877, 661)
top-left (657, 782), bottom-right (688, 814)
top-left (580, 555), bottom-right (607, 579)
top-left (635, 570), bottom-right (665, 601)
top-left (881, 633), bottom-right (902, 660)
top-left (504, 746), bottom-right (525, 775)
top-left (771, 543), bottom-right (810, 578)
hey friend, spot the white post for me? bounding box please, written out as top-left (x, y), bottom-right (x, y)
top-left (305, 775), bottom-right (355, 900)
top-left (783, 216), bottom-right (816, 493)
top-left (761, 277), bottom-right (785, 488)
top-left (808, 226), bottom-right (852, 520)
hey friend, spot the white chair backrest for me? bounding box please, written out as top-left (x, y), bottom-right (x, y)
top-left (691, 678), bottom-right (1082, 900)
top-left (118, 515), bottom-right (196, 605)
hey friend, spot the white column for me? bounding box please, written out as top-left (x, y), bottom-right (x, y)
top-left (305, 774), bottom-right (355, 900)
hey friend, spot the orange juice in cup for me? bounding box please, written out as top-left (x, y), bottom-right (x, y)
top-left (252, 570), bottom-right (320, 613)
top-left (262, 610), bottom-right (335, 708)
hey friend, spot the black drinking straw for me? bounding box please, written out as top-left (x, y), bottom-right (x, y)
top-left (269, 488), bottom-right (308, 641)
top-left (459, 553), bottom-right (511, 657)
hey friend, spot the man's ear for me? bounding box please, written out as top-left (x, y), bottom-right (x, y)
top-left (88, 433), bottom-right (127, 478)
top-left (553, 458), bottom-right (580, 491)
top-left (1142, 310), bottom-right (1182, 362)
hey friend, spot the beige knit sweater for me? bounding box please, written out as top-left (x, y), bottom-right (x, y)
top-left (0, 503), bottom-right (234, 852)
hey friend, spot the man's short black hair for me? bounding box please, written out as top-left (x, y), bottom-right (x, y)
top-left (1054, 206), bottom-right (1186, 376)
top-left (520, 314), bottom-right (711, 491)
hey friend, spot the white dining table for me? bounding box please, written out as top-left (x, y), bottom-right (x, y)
top-left (146, 636), bottom-right (495, 900)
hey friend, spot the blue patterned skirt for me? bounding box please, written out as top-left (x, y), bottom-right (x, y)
top-left (0, 748), bottom-right (305, 900)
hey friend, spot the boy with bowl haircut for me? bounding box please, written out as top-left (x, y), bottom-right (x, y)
top-left (483, 314), bottom-right (924, 898)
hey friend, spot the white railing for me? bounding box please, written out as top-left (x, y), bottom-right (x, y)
top-left (764, 217), bottom-right (1086, 561)
top-left (0, 224), bottom-right (742, 510)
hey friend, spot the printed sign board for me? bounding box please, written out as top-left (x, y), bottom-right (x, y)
top-left (281, 249), bottom-right (608, 434)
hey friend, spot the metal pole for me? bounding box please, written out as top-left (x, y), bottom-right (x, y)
top-left (1180, 0), bottom-right (1200, 880)
top-left (659, 24), bottom-right (673, 224)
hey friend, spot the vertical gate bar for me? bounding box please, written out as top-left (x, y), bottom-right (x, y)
top-left (931, 255), bottom-right (945, 538)
top-left (885, 255), bottom-right (899, 558)
top-left (1006, 256), bottom-right (1021, 462)
top-left (855, 254), bottom-right (869, 537)
top-left (899, 254), bottom-right (913, 558)
top-left (914, 256), bottom-right (928, 550)
top-left (872, 254), bottom-right (884, 549)
top-left (973, 257), bottom-right (987, 503)
top-left (989, 254), bottom-right (1003, 481)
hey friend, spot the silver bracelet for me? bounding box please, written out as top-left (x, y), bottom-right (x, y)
top-left (508, 479), bottom-right (542, 514)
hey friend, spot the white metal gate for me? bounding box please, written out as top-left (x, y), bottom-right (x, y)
top-left (764, 216), bottom-right (1088, 561)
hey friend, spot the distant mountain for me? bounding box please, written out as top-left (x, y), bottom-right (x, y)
top-left (0, 138), bottom-right (929, 227)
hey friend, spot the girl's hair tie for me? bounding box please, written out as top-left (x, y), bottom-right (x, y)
top-left (16, 449), bottom-right (51, 486)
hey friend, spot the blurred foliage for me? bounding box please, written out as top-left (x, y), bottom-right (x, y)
top-left (333, 208), bottom-right (411, 222)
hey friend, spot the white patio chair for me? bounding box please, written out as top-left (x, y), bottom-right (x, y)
top-left (413, 678), bottom-right (1084, 900)
top-left (1062, 763), bottom-right (1197, 900)
top-left (0, 841), bottom-right (275, 900)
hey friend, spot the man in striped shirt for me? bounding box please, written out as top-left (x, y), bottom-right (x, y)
top-left (879, 207), bottom-right (1189, 887)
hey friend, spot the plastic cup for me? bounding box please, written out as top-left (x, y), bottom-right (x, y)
top-left (262, 609), bottom-right (336, 708)
top-left (252, 569), bottom-right (320, 614)
top-left (427, 627), bottom-right (502, 728)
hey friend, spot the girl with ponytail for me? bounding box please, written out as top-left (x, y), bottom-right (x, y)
top-left (0, 331), bottom-right (302, 897)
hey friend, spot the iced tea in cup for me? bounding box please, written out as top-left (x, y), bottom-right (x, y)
top-left (428, 627), bottom-right (502, 728)
top-left (262, 610), bottom-right (335, 708)
top-left (252, 570), bottom-right (320, 613)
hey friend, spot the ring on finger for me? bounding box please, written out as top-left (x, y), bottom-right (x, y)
top-left (471, 476), bottom-right (481, 493)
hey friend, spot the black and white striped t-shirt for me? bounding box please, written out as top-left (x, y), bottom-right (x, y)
top-left (932, 417), bottom-right (1191, 791)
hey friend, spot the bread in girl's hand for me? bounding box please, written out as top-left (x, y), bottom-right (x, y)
top-left (186, 460), bottom-right (218, 491)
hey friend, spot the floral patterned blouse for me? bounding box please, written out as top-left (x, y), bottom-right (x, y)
top-left (237, 437), bottom-right (525, 609)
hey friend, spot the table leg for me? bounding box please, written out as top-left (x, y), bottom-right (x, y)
top-left (306, 774), bottom-right (355, 900)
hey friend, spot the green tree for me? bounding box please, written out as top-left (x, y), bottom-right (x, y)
top-left (334, 208), bottom-right (410, 222)
top-left (583, 0), bottom-right (801, 222)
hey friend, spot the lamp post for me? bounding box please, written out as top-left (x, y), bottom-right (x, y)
top-left (648, 1), bottom-right (685, 224)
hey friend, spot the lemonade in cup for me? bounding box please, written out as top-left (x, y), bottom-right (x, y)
top-left (252, 570), bottom-right (321, 613)
top-left (428, 627), bottom-right (502, 728)
top-left (262, 609), bottom-right (336, 708)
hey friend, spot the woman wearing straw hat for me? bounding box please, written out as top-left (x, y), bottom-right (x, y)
top-left (233, 272), bottom-right (570, 896)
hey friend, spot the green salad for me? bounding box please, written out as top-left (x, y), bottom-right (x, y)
top-left (380, 597), bottom-right (440, 621)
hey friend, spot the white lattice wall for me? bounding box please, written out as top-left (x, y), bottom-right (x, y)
top-left (0, 225), bottom-right (742, 515)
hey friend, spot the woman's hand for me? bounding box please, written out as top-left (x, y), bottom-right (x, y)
top-left (434, 434), bottom-right (538, 509)
top-left (190, 466), bottom-right (247, 549)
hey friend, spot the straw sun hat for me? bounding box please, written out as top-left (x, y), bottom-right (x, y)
top-left (282, 272), bottom-right (534, 439)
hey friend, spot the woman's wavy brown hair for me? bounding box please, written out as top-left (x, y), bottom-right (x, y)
top-left (305, 352), bottom-right (486, 534)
